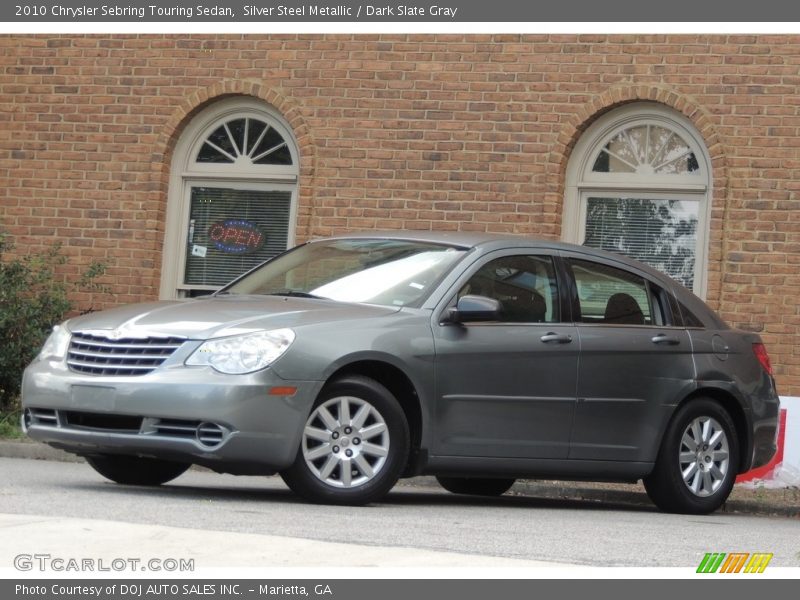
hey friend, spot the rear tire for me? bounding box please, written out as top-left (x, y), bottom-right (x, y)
top-left (644, 398), bottom-right (739, 514)
top-left (280, 375), bottom-right (410, 505)
top-left (436, 476), bottom-right (516, 497)
top-left (85, 454), bottom-right (190, 486)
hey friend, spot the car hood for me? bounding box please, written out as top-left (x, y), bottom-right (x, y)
top-left (66, 295), bottom-right (401, 340)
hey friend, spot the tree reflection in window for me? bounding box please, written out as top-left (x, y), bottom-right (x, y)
top-left (584, 197), bottom-right (698, 288)
top-left (592, 124), bottom-right (699, 175)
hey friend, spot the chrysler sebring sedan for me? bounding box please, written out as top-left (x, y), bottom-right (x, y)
top-left (22, 232), bottom-right (779, 513)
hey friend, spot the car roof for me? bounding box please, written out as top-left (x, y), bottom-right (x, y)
top-left (313, 229), bottom-right (582, 251)
top-left (313, 231), bottom-right (718, 308)
top-left (307, 230), bottom-right (724, 328)
top-left (312, 230), bottom-right (674, 282)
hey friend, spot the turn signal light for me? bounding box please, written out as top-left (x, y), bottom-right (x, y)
top-left (269, 386), bottom-right (298, 396)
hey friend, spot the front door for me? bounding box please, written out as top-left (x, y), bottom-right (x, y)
top-left (432, 253), bottom-right (579, 459)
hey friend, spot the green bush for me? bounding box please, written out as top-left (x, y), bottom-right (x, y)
top-left (0, 233), bottom-right (106, 415)
top-left (0, 409), bottom-right (24, 439)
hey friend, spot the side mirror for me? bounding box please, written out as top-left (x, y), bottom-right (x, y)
top-left (445, 295), bottom-right (501, 324)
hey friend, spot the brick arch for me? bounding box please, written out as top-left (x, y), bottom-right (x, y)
top-left (546, 84), bottom-right (731, 307)
top-left (148, 80), bottom-right (316, 244)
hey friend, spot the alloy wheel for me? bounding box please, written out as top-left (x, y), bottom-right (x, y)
top-left (678, 416), bottom-right (730, 497)
top-left (301, 395), bottom-right (390, 489)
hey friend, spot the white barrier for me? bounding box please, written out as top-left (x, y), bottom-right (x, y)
top-left (736, 396), bottom-right (800, 488)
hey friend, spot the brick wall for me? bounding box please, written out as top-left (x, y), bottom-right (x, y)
top-left (1, 34), bottom-right (799, 393)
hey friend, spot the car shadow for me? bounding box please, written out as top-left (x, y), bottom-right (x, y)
top-left (385, 486), bottom-right (656, 513)
top-left (72, 477), bottom-right (657, 514)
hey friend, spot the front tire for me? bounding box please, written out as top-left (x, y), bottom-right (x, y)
top-left (280, 375), bottom-right (410, 505)
top-left (644, 398), bottom-right (739, 514)
top-left (436, 476), bottom-right (516, 497)
top-left (85, 454), bottom-right (190, 486)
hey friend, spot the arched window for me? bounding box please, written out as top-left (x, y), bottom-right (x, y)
top-left (160, 98), bottom-right (299, 298)
top-left (562, 103), bottom-right (711, 297)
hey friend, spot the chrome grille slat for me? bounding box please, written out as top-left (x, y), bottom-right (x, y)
top-left (67, 332), bottom-right (185, 376)
top-left (155, 423), bottom-right (199, 435)
top-left (29, 408), bottom-right (59, 426)
top-left (198, 424), bottom-right (224, 444)
top-left (67, 359), bottom-right (157, 371)
top-left (69, 340), bottom-right (183, 351)
top-left (68, 349), bottom-right (171, 361)
top-left (153, 419), bottom-right (227, 447)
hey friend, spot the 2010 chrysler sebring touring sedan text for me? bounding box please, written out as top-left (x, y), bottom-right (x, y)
top-left (22, 232), bottom-right (780, 514)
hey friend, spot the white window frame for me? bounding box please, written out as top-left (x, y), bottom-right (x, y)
top-left (160, 98), bottom-right (299, 299)
top-left (562, 103), bottom-right (712, 298)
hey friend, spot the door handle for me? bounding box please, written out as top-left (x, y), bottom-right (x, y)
top-left (651, 334), bottom-right (680, 346)
top-left (540, 332), bottom-right (572, 344)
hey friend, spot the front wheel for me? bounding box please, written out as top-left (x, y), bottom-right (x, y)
top-left (644, 398), bottom-right (739, 514)
top-left (436, 476), bottom-right (516, 497)
top-left (280, 375), bottom-right (410, 505)
top-left (85, 454), bottom-right (190, 486)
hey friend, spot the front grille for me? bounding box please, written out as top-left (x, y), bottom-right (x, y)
top-left (64, 411), bottom-right (143, 432)
top-left (25, 409), bottom-right (231, 448)
top-left (67, 332), bottom-right (185, 376)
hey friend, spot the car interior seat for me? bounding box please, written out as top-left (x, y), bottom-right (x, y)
top-left (603, 292), bottom-right (645, 325)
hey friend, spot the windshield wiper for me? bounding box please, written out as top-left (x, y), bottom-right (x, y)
top-left (266, 290), bottom-right (324, 299)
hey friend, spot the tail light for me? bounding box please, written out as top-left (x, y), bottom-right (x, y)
top-left (752, 343), bottom-right (774, 376)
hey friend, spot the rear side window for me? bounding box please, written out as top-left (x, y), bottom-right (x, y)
top-left (568, 259), bottom-right (653, 325)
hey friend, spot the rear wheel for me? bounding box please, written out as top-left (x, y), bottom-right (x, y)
top-left (436, 476), bottom-right (516, 497)
top-left (85, 454), bottom-right (190, 486)
top-left (280, 375), bottom-right (410, 505)
top-left (644, 398), bottom-right (739, 514)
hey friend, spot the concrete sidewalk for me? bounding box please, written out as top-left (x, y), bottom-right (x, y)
top-left (1, 438), bottom-right (798, 518)
top-left (0, 513), bottom-right (571, 571)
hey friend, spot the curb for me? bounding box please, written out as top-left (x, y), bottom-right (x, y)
top-left (0, 439), bottom-right (83, 463)
top-left (2, 439), bottom-right (797, 517)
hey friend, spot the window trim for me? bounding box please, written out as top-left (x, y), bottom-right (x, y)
top-left (561, 253), bottom-right (684, 329)
top-left (160, 98), bottom-right (300, 299)
top-left (565, 256), bottom-right (654, 326)
top-left (562, 103), bottom-right (712, 299)
top-left (437, 250), bottom-right (568, 326)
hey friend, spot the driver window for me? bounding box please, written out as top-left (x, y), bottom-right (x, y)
top-left (459, 255), bottom-right (560, 323)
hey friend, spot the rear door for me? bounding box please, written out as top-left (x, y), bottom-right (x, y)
top-left (564, 255), bottom-right (694, 463)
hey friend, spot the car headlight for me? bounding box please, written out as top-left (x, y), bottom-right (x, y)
top-left (185, 328), bottom-right (295, 374)
top-left (38, 324), bottom-right (71, 361)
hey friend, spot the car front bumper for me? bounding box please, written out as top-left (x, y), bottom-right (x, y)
top-left (21, 356), bottom-right (323, 475)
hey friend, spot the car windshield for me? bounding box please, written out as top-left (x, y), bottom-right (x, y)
top-left (222, 238), bottom-right (468, 307)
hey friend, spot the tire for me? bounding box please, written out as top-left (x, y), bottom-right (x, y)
top-left (644, 398), bottom-right (739, 514)
top-left (85, 454), bottom-right (190, 486)
top-left (436, 476), bottom-right (515, 497)
top-left (280, 375), bottom-right (410, 505)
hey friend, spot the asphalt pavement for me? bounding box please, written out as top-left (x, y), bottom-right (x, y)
top-left (1, 441), bottom-right (800, 570)
top-left (1, 438), bottom-right (797, 518)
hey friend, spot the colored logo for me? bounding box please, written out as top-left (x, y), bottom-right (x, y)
top-left (696, 552), bottom-right (773, 573)
top-left (208, 220), bottom-right (265, 255)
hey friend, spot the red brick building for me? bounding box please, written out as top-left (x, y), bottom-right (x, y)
top-left (2, 34), bottom-right (799, 395)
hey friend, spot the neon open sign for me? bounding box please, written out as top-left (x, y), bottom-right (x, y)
top-left (208, 220), bottom-right (265, 255)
